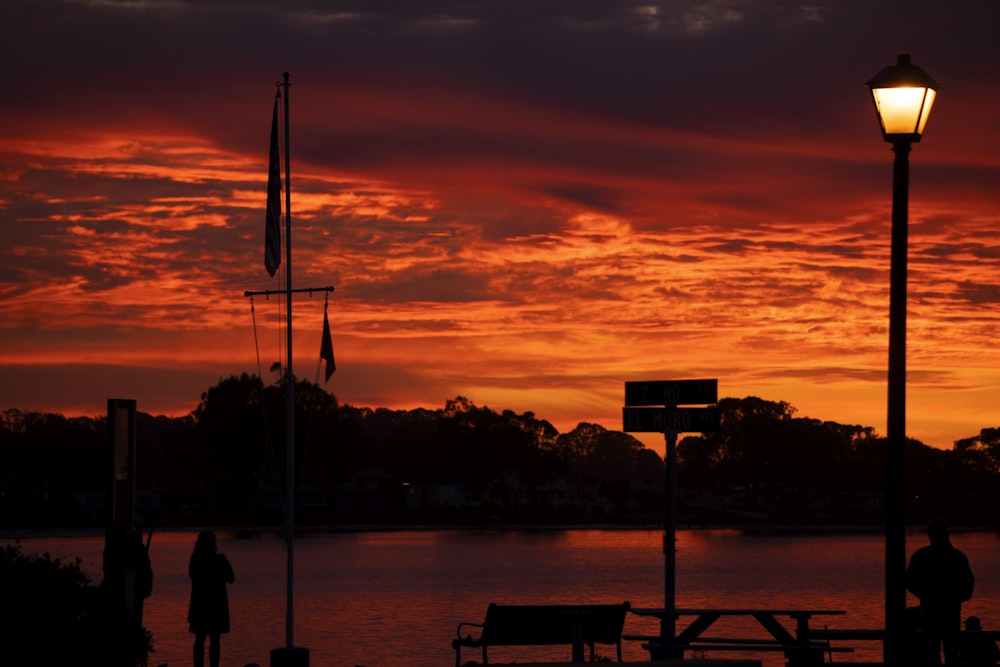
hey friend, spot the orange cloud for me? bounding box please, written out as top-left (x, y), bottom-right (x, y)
top-left (2, 1), bottom-right (999, 452)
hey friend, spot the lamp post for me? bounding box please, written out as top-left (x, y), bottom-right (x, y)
top-left (866, 53), bottom-right (938, 666)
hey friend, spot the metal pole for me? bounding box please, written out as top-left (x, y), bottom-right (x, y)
top-left (245, 286), bottom-right (335, 298)
top-left (884, 139), bottom-right (910, 666)
top-left (662, 425), bottom-right (678, 657)
top-left (281, 71), bottom-right (295, 651)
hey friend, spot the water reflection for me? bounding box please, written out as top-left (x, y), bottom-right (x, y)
top-left (7, 529), bottom-right (999, 667)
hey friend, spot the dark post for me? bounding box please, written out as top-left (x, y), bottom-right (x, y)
top-left (662, 421), bottom-right (678, 656)
top-left (270, 71), bottom-right (310, 667)
top-left (282, 70), bottom-right (295, 653)
top-left (104, 399), bottom-right (151, 667)
top-left (884, 139), bottom-right (910, 666)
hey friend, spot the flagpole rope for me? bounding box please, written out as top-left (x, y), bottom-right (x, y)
top-left (298, 294), bottom-right (325, 487)
top-left (249, 295), bottom-right (288, 518)
top-left (277, 285), bottom-right (286, 383)
top-left (276, 96), bottom-right (287, 385)
top-left (244, 286), bottom-right (334, 518)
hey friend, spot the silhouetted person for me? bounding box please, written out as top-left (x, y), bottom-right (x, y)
top-left (188, 531), bottom-right (235, 667)
top-left (906, 605), bottom-right (939, 665)
top-left (906, 519), bottom-right (975, 664)
top-left (959, 616), bottom-right (1000, 665)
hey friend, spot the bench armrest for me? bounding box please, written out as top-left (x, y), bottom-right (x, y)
top-left (456, 621), bottom-right (485, 641)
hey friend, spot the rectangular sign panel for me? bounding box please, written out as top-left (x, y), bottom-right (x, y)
top-left (622, 406), bottom-right (721, 433)
top-left (624, 379), bottom-right (718, 407)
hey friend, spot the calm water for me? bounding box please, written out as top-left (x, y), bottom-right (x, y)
top-left (9, 528), bottom-right (1000, 667)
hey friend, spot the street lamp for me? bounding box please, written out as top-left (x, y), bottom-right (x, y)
top-left (866, 53), bottom-right (939, 666)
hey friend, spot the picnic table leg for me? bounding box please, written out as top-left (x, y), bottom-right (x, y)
top-left (677, 612), bottom-right (722, 644)
top-left (751, 613), bottom-right (826, 667)
top-left (571, 620), bottom-right (585, 662)
top-left (642, 612), bottom-right (720, 661)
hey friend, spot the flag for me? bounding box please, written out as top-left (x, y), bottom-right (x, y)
top-left (265, 97), bottom-right (281, 276)
top-left (320, 309), bottom-right (336, 383)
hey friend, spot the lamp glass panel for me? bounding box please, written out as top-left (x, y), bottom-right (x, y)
top-left (872, 87), bottom-right (935, 136)
top-left (916, 88), bottom-right (936, 134)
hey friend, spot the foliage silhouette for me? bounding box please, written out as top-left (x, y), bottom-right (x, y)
top-left (0, 543), bottom-right (153, 666)
top-left (2, 382), bottom-right (1000, 527)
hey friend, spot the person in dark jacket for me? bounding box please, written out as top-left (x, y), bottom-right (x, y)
top-left (188, 531), bottom-right (235, 667)
top-left (906, 519), bottom-right (975, 664)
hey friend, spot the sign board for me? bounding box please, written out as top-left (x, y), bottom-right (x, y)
top-left (624, 379), bottom-right (718, 407)
top-left (622, 406), bottom-right (721, 433)
top-left (107, 398), bottom-right (137, 526)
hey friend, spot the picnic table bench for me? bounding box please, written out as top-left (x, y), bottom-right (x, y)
top-left (627, 609), bottom-right (1000, 665)
top-left (805, 627), bottom-right (1000, 666)
top-left (452, 601), bottom-right (631, 666)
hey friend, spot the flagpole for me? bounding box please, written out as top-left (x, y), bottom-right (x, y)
top-left (248, 72), bottom-right (334, 667)
top-left (280, 70), bottom-right (295, 653)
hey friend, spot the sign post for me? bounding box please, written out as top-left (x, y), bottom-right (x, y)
top-left (623, 379), bottom-right (719, 658)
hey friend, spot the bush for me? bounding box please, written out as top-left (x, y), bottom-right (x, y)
top-left (0, 542), bottom-right (153, 666)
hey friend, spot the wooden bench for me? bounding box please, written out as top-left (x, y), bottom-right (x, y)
top-left (452, 602), bottom-right (631, 666)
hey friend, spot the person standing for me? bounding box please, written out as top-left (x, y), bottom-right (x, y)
top-left (906, 519), bottom-right (975, 664)
top-left (188, 531), bottom-right (235, 667)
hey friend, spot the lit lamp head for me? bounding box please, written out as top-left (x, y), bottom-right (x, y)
top-left (867, 54), bottom-right (939, 143)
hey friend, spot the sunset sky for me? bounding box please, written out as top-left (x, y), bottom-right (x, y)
top-left (2, 0), bottom-right (999, 454)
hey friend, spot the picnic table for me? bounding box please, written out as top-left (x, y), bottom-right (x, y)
top-left (624, 607), bottom-right (849, 666)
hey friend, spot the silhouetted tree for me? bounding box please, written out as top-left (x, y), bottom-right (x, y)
top-left (0, 410), bottom-right (104, 526)
top-left (695, 396), bottom-right (795, 486)
top-left (433, 397), bottom-right (539, 493)
top-left (194, 373), bottom-right (269, 516)
top-left (290, 377), bottom-right (340, 496)
top-left (136, 412), bottom-right (199, 487)
top-left (7, 387), bottom-right (1000, 527)
top-left (954, 427), bottom-right (1000, 474)
top-left (362, 406), bottom-right (438, 481)
top-left (553, 423), bottom-right (654, 481)
top-left (677, 433), bottom-right (720, 490)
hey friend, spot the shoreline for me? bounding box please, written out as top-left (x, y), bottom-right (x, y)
top-left (5, 521), bottom-right (999, 541)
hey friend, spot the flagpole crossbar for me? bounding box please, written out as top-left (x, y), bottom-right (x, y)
top-left (244, 285), bottom-right (335, 298)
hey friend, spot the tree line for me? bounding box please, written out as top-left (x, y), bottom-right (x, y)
top-left (2, 373), bottom-right (999, 528)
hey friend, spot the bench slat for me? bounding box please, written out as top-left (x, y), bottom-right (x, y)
top-left (625, 634), bottom-right (783, 645)
top-left (808, 629), bottom-right (885, 640)
top-left (643, 643), bottom-right (854, 653)
top-left (687, 645), bottom-right (853, 653)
